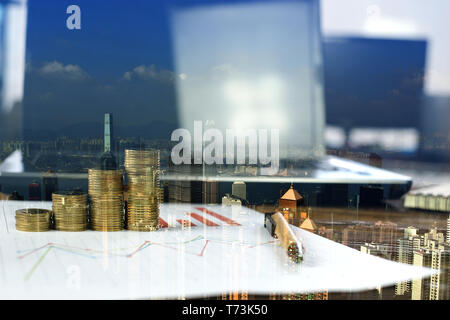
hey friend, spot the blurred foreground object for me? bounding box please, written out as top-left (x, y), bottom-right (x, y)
top-left (0, 0), bottom-right (27, 143)
top-left (404, 184), bottom-right (450, 212)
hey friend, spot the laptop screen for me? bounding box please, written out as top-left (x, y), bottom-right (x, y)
top-left (170, 0), bottom-right (325, 162)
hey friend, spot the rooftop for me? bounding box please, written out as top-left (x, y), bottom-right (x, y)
top-left (280, 185), bottom-right (303, 201)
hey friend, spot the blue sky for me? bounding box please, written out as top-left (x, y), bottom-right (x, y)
top-left (24, 0), bottom-right (318, 138)
top-left (26, 0), bottom-right (174, 79)
top-left (20, 0), bottom-right (429, 140)
top-left (23, 0), bottom-right (184, 137)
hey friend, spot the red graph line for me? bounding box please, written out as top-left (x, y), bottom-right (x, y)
top-left (186, 212), bottom-right (219, 227)
top-left (158, 217), bottom-right (169, 228)
top-left (176, 219), bottom-right (197, 227)
top-left (17, 243), bottom-right (51, 260)
top-left (150, 242), bottom-right (207, 257)
top-left (198, 240), bottom-right (209, 257)
top-left (127, 241), bottom-right (150, 258)
top-left (195, 207), bottom-right (241, 226)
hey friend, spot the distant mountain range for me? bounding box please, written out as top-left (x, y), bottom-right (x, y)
top-left (23, 121), bottom-right (178, 140)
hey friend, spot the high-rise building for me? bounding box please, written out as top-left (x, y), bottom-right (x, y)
top-left (372, 221), bottom-right (398, 250)
top-left (232, 181), bottom-right (246, 201)
top-left (168, 119), bottom-right (219, 204)
top-left (100, 113), bottom-right (117, 170)
top-left (342, 224), bottom-right (373, 249)
top-left (395, 227), bottom-right (422, 297)
top-left (43, 171), bottom-right (58, 201)
top-left (222, 194), bottom-right (242, 206)
top-left (361, 243), bottom-right (390, 259)
top-left (411, 244), bottom-right (450, 300)
top-left (360, 243), bottom-right (393, 299)
top-left (28, 181), bottom-right (41, 201)
top-left (411, 250), bottom-right (432, 300)
top-left (270, 291), bottom-right (328, 300)
top-left (203, 180), bottom-right (218, 204)
top-left (447, 214), bottom-right (450, 243)
top-left (104, 113), bottom-right (114, 154)
top-left (424, 227), bottom-right (445, 246)
top-left (342, 221), bottom-right (398, 251)
top-left (168, 161), bottom-right (216, 204)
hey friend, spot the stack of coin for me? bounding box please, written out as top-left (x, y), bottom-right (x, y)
top-left (15, 208), bottom-right (52, 232)
top-left (88, 169), bottom-right (124, 231)
top-left (124, 149), bottom-right (161, 231)
top-left (52, 191), bottom-right (88, 231)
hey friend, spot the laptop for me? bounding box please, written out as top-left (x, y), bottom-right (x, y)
top-left (165, 0), bottom-right (412, 189)
top-left (0, 0), bottom-right (411, 199)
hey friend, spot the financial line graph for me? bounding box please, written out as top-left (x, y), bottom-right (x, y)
top-left (1, 203), bottom-right (435, 300)
top-left (17, 234), bottom-right (277, 282)
top-left (2, 203), bottom-right (289, 297)
top-left (24, 246), bottom-right (51, 281)
top-left (17, 235), bottom-right (205, 281)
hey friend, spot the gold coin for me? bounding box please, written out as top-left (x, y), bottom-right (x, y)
top-left (15, 208), bottom-right (52, 232)
top-left (124, 149), bottom-right (161, 232)
top-left (52, 191), bottom-right (88, 231)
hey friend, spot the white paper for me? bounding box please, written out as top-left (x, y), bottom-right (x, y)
top-left (0, 201), bottom-right (436, 299)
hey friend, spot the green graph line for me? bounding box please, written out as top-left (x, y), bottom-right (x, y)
top-left (20, 236), bottom-right (205, 281)
top-left (24, 246), bottom-right (52, 282)
top-left (20, 234), bottom-right (268, 281)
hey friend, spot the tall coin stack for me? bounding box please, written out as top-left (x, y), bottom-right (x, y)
top-left (88, 169), bottom-right (124, 231)
top-left (15, 208), bottom-right (52, 232)
top-left (125, 149), bottom-right (161, 231)
top-left (52, 191), bottom-right (88, 231)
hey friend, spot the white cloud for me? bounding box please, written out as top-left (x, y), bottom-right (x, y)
top-left (40, 61), bottom-right (89, 80)
top-left (212, 63), bottom-right (236, 74)
top-left (123, 64), bottom-right (183, 82)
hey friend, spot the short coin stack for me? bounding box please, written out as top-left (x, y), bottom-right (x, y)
top-left (88, 169), bottom-right (124, 231)
top-left (125, 149), bottom-right (161, 231)
top-left (15, 208), bottom-right (52, 232)
top-left (52, 191), bottom-right (88, 231)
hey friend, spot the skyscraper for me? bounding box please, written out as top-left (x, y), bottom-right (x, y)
top-left (342, 224), bottom-right (373, 249)
top-left (167, 160), bottom-right (203, 204)
top-left (104, 113), bottom-right (114, 154)
top-left (232, 181), bottom-right (246, 201)
top-left (43, 170), bottom-right (58, 201)
top-left (411, 244), bottom-right (450, 300)
top-left (28, 181), bottom-right (41, 201)
top-left (411, 250), bottom-right (432, 300)
top-left (203, 180), bottom-right (218, 204)
top-left (372, 221), bottom-right (398, 249)
top-left (447, 214), bottom-right (450, 243)
top-left (395, 227), bottom-right (422, 297)
top-left (100, 113), bottom-right (117, 170)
